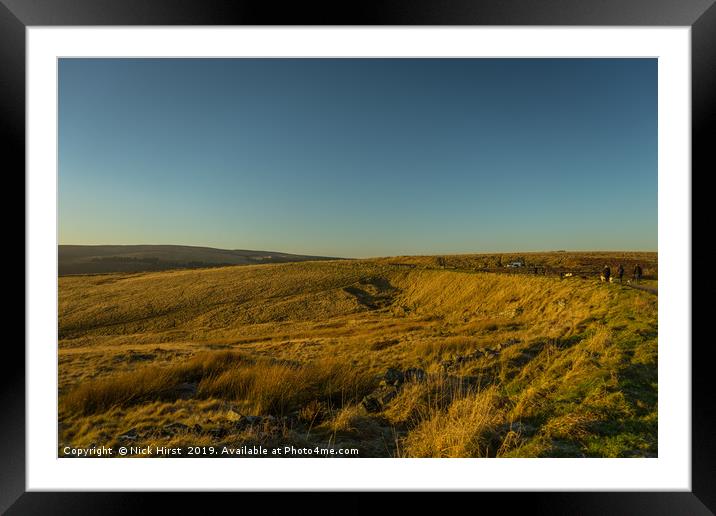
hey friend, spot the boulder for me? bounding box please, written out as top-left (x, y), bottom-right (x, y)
top-left (383, 367), bottom-right (405, 386)
top-left (118, 428), bottom-right (138, 441)
top-left (208, 427), bottom-right (228, 439)
top-left (440, 359), bottom-right (454, 370)
top-left (173, 382), bottom-right (197, 399)
top-left (235, 415), bottom-right (263, 428)
top-left (225, 409), bottom-right (243, 422)
top-left (162, 422), bottom-right (190, 435)
top-left (404, 367), bottom-right (427, 383)
top-left (361, 385), bottom-right (399, 413)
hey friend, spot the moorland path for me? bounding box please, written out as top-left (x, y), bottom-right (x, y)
top-left (624, 283), bottom-right (658, 295)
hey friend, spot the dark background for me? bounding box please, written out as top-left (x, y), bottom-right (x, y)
top-left (5, 0), bottom-right (714, 514)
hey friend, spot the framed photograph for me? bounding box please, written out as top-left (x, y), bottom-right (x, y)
top-left (8, 0), bottom-right (713, 512)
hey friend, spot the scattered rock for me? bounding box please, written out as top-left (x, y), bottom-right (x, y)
top-left (361, 385), bottom-right (399, 413)
top-left (162, 422), bottom-right (190, 435)
top-left (287, 411), bottom-right (301, 426)
top-left (225, 409), bottom-right (243, 422)
top-left (233, 415), bottom-right (262, 429)
top-left (231, 414), bottom-right (286, 434)
top-left (118, 428), bottom-right (138, 441)
top-left (367, 365), bottom-right (426, 411)
top-left (497, 421), bottom-right (535, 436)
top-left (382, 367), bottom-right (405, 386)
top-left (127, 351), bottom-right (156, 362)
top-left (441, 344), bottom-right (515, 371)
top-left (371, 339), bottom-right (400, 351)
top-left (173, 382), bottom-right (197, 399)
top-left (233, 415), bottom-right (286, 431)
top-left (404, 367), bottom-right (427, 383)
top-left (209, 427), bottom-right (228, 439)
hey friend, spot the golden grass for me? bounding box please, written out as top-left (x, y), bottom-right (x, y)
top-left (198, 357), bottom-right (375, 415)
top-left (63, 351), bottom-right (376, 418)
top-left (400, 386), bottom-right (503, 457)
top-left (58, 255), bottom-right (657, 457)
top-left (62, 351), bottom-right (246, 415)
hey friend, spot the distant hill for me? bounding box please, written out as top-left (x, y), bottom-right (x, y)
top-left (58, 245), bottom-right (341, 275)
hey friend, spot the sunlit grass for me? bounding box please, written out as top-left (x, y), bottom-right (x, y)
top-left (58, 255), bottom-right (657, 457)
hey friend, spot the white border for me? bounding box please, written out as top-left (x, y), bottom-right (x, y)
top-left (27, 27), bottom-right (691, 491)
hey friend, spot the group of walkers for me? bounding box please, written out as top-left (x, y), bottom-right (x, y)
top-left (601, 264), bottom-right (642, 284)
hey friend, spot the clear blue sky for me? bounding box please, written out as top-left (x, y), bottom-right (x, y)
top-left (59, 58), bottom-right (657, 258)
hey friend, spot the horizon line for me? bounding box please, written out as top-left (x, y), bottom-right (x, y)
top-left (57, 242), bottom-right (658, 259)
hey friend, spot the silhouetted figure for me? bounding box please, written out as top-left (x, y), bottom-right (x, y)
top-left (634, 264), bottom-right (643, 284)
top-left (617, 264), bottom-right (625, 284)
top-left (601, 265), bottom-right (611, 283)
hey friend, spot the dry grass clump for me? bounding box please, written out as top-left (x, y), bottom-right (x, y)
top-left (62, 351), bottom-right (246, 415)
top-left (400, 386), bottom-right (504, 457)
top-left (384, 373), bottom-right (487, 427)
top-left (298, 399), bottom-right (328, 425)
top-left (198, 362), bottom-right (308, 414)
top-left (203, 358), bottom-right (370, 416)
top-left (323, 404), bottom-right (384, 440)
top-left (329, 404), bottom-right (364, 433)
top-left (63, 351), bottom-right (377, 418)
top-left (542, 411), bottom-right (600, 440)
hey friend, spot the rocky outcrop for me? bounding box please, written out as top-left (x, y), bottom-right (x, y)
top-left (361, 366), bottom-right (427, 413)
top-left (440, 339), bottom-right (521, 371)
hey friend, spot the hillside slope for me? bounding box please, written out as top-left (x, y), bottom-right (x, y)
top-left (58, 244), bottom-right (340, 275)
top-left (58, 258), bottom-right (658, 458)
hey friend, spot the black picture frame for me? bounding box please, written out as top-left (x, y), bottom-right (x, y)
top-left (6, 0), bottom-right (713, 513)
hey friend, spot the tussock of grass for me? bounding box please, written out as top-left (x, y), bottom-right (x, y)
top-left (384, 373), bottom-right (486, 427)
top-left (62, 351), bottom-right (246, 415)
top-left (324, 404), bottom-right (384, 439)
top-left (64, 351), bottom-right (376, 418)
top-left (400, 386), bottom-right (504, 457)
top-left (543, 411), bottom-right (600, 440)
top-left (200, 356), bottom-right (376, 415)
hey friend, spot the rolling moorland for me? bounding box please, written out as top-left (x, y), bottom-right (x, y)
top-left (59, 245), bottom-right (339, 275)
top-left (58, 251), bottom-right (657, 458)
